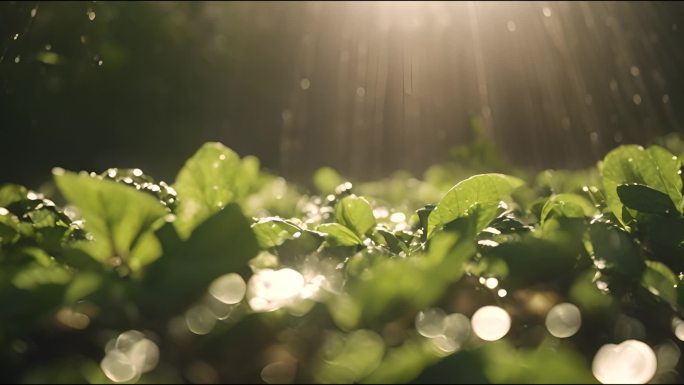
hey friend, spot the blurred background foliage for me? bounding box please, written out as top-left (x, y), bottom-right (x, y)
top-left (2, 1), bottom-right (684, 187)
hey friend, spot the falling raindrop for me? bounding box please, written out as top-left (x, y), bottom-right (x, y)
top-left (471, 306), bottom-right (511, 341)
top-left (507, 21), bottom-right (517, 32)
top-left (87, 9), bottom-right (96, 21)
top-left (542, 7), bottom-right (552, 17)
top-left (30, 8), bottom-right (37, 18)
top-left (633, 94), bottom-right (642, 105)
top-left (662, 94), bottom-right (670, 104)
top-left (12, 33), bottom-right (19, 40)
top-left (300, 78), bottom-right (310, 90)
top-left (14, 55), bottom-right (20, 64)
top-left (497, 289), bottom-right (507, 297)
top-left (356, 87), bottom-right (366, 97)
top-left (630, 66), bottom-right (640, 77)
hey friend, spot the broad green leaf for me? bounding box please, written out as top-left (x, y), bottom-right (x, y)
top-left (335, 195), bottom-right (376, 237)
top-left (363, 339), bottom-right (440, 384)
top-left (318, 223), bottom-right (362, 247)
top-left (540, 193), bottom-right (596, 224)
top-left (54, 171), bottom-right (167, 269)
top-left (252, 218), bottom-right (302, 249)
top-left (312, 330), bottom-right (385, 384)
top-left (313, 167), bottom-right (345, 195)
top-left (0, 211), bottom-right (20, 245)
top-left (616, 183), bottom-right (677, 215)
top-left (141, 203), bottom-right (258, 316)
top-left (376, 228), bottom-right (409, 254)
top-left (12, 263), bottom-right (72, 290)
top-left (329, 217), bottom-right (476, 329)
top-left (601, 145), bottom-right (682, 226)
top-left (428, 174), bottom-right (524, 236)
top-left (64, 272), bottom-right (102, 304)
top-left (235, 155), bottom-right (260, 199)
top-left (0, 184), bottom-right (28, 207)
top-left (589, 221), bottom-right (645, 278)
top-left (173, 142), bottom-right (243, 238)
top-left (641, 260), bottom-right (677, 306)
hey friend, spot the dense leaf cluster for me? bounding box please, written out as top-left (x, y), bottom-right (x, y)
top-left (1, 141), bottom-right (684, 383)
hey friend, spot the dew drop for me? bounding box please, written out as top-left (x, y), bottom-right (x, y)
top-left (101, 350), bottom-right (138, 383)
top-left (545, 303), bottom-right (581, 338)
top-left (185, 305), bottom-right (217, 335)
top-left (592, 340), bottom-right (657, 384)
top-left (415, 308), bottom-right (447, 338)
top-left (442, 313), bottom-right (470, 344)
top-left (471, 306), bottom-right (511, 341)
top-left (209, 273), bottom-right (246, 305)
top-left (485, 277), bottom-right (499, 289)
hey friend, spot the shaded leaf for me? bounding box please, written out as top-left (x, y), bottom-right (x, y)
top-left (617, 183), bottom-right (677, 215)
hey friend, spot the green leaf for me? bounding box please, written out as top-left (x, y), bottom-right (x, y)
top-left (0, 211), bottom-right (20, 245)
top-left (64, 272), bottom-right (102, 304)
top-left (313, 167), bottom-right (345, 195)
top-left (0, 184), bottom-right (28, 207)
top-left (601, 145), bottom-right (682, 226)
top-left (54, 171), bottom-right (167, 269)
top-left (335, 195), bottom-right (376, 237)
top-left (252, 218), bottom-right (302, 249)
top-left (318, 223), bottom-right (362, 247)
top-left (235, 155), bottom-right (260, 199)
top-left (312, 330), bottom-right (385, 384)
top-left (616, 183), bottom-right (678, 215)
top-left (641, 260), bottom-right (678, 306)
top-left (589, 221), bottom-right (645, 278)
top-left (173, 142), bottom-right (244, 238)
top-left (376, 228), bottom-right (409, 254)
top-left (428, 174), bottom-right (524, 237)
top-left (141, 203), bottom-right (258, 316)
top-left (329, 217), bottom-right (476, 329)
top-left (363, 339), bottom-right (439, 384)
top-left (541, 193), bottom-right (596, 224)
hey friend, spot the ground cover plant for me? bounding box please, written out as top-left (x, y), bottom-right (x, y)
top-left (2, 135), bottom-right (684, 384)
